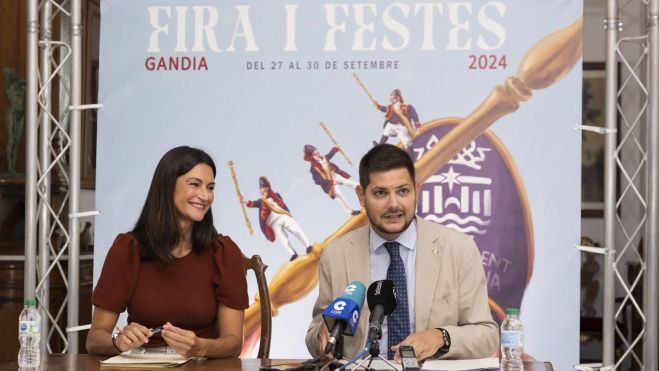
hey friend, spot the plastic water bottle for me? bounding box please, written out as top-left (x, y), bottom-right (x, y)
top-left (500, 307), bottom-right (523, 370)
top-left (18, 299), bottom-right (41, 368)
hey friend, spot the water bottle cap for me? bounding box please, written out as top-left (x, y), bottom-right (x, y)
top-left (505, 308), bottom-right (519, 315)
top-left (24, 299), bottom-right (37, 306)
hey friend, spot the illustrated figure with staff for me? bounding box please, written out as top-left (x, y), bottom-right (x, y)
top-left (303, 140), bottom-right (360, 216)
top-left (353, 73), bottom-right (421, 149)
top-left (242, 176), bottom-right (312, 261)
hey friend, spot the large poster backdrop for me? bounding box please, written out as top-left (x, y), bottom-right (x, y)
top-left (95, 1), bottom-right (582, 369)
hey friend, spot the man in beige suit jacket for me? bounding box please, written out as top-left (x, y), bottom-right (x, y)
top-left (305, 144), bottom-right (498, 361)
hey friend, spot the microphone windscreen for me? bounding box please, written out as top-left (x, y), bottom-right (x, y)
top-left (340, 281), bottom-right (366, 311)
top-left (367, 280), bottom-right (397, 314)
top-left (322, 281), bottom-right (367, 337)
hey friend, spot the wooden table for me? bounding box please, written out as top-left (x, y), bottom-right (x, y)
top-left (0, 354), bottom-right (554, 370)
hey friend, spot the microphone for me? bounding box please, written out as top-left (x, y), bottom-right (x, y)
top-left (322, 281), bottom-right (366, 355)
top-left (367, 280), bottom-right (397, 344)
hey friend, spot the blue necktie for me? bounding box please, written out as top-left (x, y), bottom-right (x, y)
top-left (384, 241), bottom-right (410, 359)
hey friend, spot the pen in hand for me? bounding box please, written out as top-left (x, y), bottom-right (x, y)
top-left (151, 326), bottom-right (163, 334)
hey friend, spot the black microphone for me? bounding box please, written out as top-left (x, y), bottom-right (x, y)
top-left (367, 280), bottom-right (397, 344)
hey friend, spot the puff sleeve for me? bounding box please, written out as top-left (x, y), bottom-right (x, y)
top-left (91, 233), bottom-right (141, 313)
top-left (213, 235), bottom-right (249, 309)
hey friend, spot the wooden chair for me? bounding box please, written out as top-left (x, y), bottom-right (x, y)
top-left (242, 254), bottom-right (272, 358)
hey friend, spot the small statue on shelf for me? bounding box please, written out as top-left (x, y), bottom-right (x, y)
top-left (3, 68), bottom-right (27, 176)
top-left (580, 236), bottom-right (601, 318)
top-left (80, 222), bottom-right (93, 253)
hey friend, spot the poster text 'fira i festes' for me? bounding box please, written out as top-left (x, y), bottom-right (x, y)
top-left (143, 2), bottom-right (509, 71)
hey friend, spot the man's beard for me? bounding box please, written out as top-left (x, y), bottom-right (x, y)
top-left (366, 206), bottom-right (414, 239)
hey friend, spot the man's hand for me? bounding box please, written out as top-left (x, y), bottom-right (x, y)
top-left (318, 325), bottom-right (332, 358)
top-left (162, 322), bottom-right (204, 357)
top-left (391, 329), bottom-right (444, 362)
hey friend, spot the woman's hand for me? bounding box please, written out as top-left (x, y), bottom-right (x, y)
top-left (161, 322), bottom-right (204, 357)
top-left (114, 322), bottom-right (154, 352)
top-left (159, 304), bottom-right (244, 358)
top-left (87, 307), bottom-right (155, 356)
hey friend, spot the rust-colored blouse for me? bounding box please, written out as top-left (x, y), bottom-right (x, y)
top-left (92, 233), bottom-right (248, 347)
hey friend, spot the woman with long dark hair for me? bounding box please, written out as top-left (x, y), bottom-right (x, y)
top-left (86, 146), bottom-right (248, 358)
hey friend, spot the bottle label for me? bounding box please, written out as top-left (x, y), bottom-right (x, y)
top-left (19, 321), bottom-right (41, 336)
top-left (501, 330), bottom-right (523, 347)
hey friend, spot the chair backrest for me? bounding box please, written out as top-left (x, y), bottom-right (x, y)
top-left (242, 254), bottom-right (272, 358)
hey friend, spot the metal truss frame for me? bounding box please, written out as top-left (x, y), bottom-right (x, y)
top-left (24, 0), bottom-right (85, 354)
top-left (599, 0), bottom-right (658, 369)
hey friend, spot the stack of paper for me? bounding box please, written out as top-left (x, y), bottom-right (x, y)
top-left (422, 357), bottom-right (500, 370)
top-left (100, 354), bottom-right (191, 368)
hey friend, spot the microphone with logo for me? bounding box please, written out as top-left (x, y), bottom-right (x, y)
top-left (366, 280), bottom-right (397, 356)
top-left (321, 281), bottom-right (366, 355)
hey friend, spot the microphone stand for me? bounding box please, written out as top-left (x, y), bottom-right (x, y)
top-left (333, 335), bottom-right (344, 360)
top-left (348, 335), bottom-right (398, 371)
top-left (319, 336), bottom-right (345, 371)
top-left (290, 337), bottom-right (344, 371)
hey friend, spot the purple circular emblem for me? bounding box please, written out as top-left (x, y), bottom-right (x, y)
top-left (411, 119), bottom-right (534, 323)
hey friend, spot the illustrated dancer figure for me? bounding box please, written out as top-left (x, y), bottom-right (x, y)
top-left (371, 89), bottom-right (420, 149)
top-left (243, 176), bottom-right (312, 261)
top-left (303, 144), bottom-right (360, 215)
